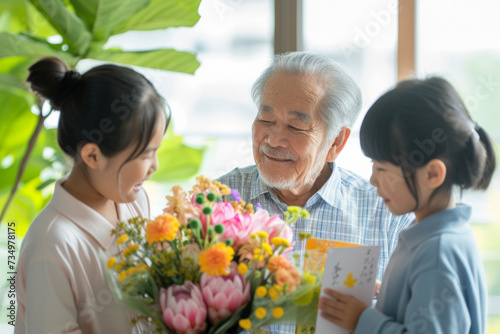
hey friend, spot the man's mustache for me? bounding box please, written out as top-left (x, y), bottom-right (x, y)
top-left (259, 145), bottom-right (296, 160)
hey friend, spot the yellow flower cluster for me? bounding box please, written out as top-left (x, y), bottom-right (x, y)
top-left (111, 259), bottom-right (127, 271)
top-left (271, 237), bottom-right (290, 248)
top-left (256, 231), bottom-right (268, 239)
top-left (116, 234), bottom-right (128, 245)
top-left (238, 306), bottom-right (284, 330)
top-left (107, 257), bottom-right (116, 269)
top-left (272, 307), bottom-right (284, 318)
top-left (253, 249), bottom-right (264, 262)
top-left (284, 206), bottom-right (310, 225)
top-left (299, 231), bottom-right (312, 241)
top-left (238, 263), bottom-right (248, 275)
top-left (247, 232), bottom-right (275, 262)
top-left (122, 244), bottom-right (139, 257)
top-left (268, 285), bottom-right (283, 301)
top-left (302, 271), bottom-right (317, 284)
top-left (255, 307), bottom-right (266, 319)
top-left (118, 263), bottom-right (149, 282)
top-left (262, 242), bottom-right (273, 256)
top-left (256, 286), bottom-right (267, 298)
top-left (287, 206), bottom-right (310, 218)
top-left (239, 319), bottom-right (252, 330)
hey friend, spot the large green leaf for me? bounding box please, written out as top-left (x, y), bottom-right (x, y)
top-left (0, 57), bottom-right (35, 81)
top-left (0, 32), bottom-right (76, 65)
top-left (24, 1), bottom-right (59, 38)
top-left (113, 0), bottom-right (201, 34)
top-left (68, 0), bottom-right (150, 41)
top-left (0, 177), bottom-right (51, 236)
top-left (0, 90), bottom-right (37, 160)
top-left (21, 128), bottom-right (61, 183)
top-left (0, 0), bottom-right (58, 37)
top-left (0, 90), bottom-right (60, 193)
top-left (19, 30), bottom-right (66, 52)
top-left (0, 73), bottom-right (29, 93)
top-left (150, 134), bottom-right (204, 182)
top-left (28, 0), bottom-right (92, 56)
top-left (0, 124), bottom-right (61, 235)
top-left (0, 0), bottom-right (27, 33)
top-left (90, 48), bottom-right (200, 74)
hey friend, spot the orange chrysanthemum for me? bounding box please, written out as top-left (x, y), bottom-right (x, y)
top-left (199, 242), bottom-right (235, 276)
top-left (267, 256), bottom-right (293, 273)
top-left (275, 266), bottom-right (301, 292)
top-left (145, 214), bottom-right (180, 244)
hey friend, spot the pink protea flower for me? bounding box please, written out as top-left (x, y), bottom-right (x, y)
top-left (202, 202), bottom-right (238, 232)
top-left (211, 202), bottom-right (238, 225)
top-left (204, 205), bottom-right (263, 250)
top-left (198, 202), bottom-right (239, 240)
top-left (160, 281), bottom-right (207, 334)
top-left (200, 262), bottom-right (251, 324)
top-left (223, 213), bottom-right (262, 249)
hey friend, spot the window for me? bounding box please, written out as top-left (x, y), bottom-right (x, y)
top-left (303, 0), bottom-right (399, 178)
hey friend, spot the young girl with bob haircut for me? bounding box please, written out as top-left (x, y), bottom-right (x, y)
top-left (318, 77), bottom-right (496, 334)
top-left (15, 57), bottom-right (170, 333)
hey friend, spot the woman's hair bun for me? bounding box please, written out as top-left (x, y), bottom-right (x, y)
top-left (26, 56), bottom-right (81, 110)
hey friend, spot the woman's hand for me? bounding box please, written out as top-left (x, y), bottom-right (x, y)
top-left (318, 289), bottom-right (369, 332)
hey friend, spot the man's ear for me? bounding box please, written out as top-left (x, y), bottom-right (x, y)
top-left (423, 159), bottom-right (447, 190)
top-left (326, 127), bottom-right (351, 162)
top-left (80, 143), bottom-right (104, 170)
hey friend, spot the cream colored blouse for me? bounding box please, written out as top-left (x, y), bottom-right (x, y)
top-left (15, 177), bottom-right (150, 333)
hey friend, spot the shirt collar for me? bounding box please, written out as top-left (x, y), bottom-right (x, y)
top-left (49, 177), bottom-right (119, 250)
top-left (250, 170), bottom-right (272, 200)
top-left (400, 204), bottom-right (472, 249)
top-left (249, 162), bottom-right (343, 210)
top-left (315, 162), bottom-right (343, 209)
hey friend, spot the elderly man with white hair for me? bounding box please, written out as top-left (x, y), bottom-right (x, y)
top-left (217, 52), bottom-right (413, 334)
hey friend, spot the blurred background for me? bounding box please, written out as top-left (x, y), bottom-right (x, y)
top-left (1, 0), bottom-right (499, 332)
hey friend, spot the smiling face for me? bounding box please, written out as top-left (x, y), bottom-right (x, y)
top-left (94, 113), bottom-right (166, 203)
top-left (369, 160), bottom-right (417, 216)
top-left (252, 72), bottom-right (331, 190)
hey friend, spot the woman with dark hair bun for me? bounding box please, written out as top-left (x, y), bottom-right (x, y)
top-left (318, 77), bottom-right (496, 334)
top-left (15, 57), bottom-right (170, 333)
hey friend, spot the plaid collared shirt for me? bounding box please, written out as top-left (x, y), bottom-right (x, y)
top-left (217, 163), bottom-right (413, 334)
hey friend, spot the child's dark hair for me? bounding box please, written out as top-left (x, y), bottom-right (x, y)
top-left (27, 57), bottom-right (170, 164)
top-left (360, 77), bottom-right (496, 207)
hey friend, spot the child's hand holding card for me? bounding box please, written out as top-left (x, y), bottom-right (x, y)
top-left (315, 246), bottom-right (380, 334)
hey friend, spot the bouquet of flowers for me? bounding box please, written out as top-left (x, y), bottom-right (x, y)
top-left (106, 176), bottom-right (322, 333)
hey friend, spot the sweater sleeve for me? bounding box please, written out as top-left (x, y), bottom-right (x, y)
top-left (355, 269), bottom-right (470, 334)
